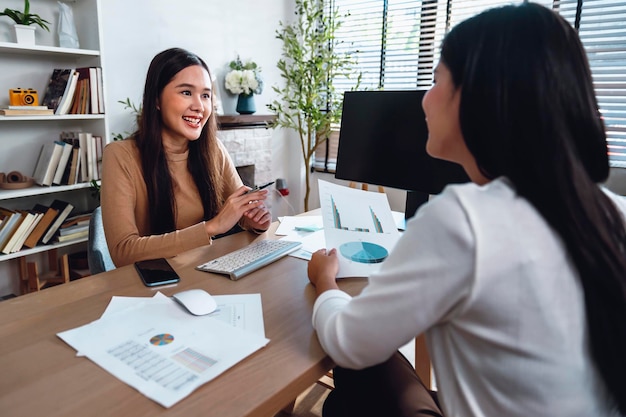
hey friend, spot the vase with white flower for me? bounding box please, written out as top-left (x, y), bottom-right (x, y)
top-left (224, 56), bottom-right (263, 115)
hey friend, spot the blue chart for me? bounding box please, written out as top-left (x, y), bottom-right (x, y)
top-left (339, 241), bottom-right (388, 264)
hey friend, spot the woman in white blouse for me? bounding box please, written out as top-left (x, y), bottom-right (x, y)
top-left (307, 3), bottom-right (626, 417)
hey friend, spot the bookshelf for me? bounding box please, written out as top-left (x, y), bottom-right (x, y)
top-left (0, 0), bottom-right (106, 295)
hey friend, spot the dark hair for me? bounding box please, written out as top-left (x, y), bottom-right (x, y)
top-left (441, 3), bottom-right (626, 412)
top-left (134, 47), bottom-right (224, 234)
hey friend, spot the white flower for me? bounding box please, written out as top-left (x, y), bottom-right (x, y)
top-left (224, 57), bottom-right (263, 95)
top-left (225, 69), bottom-right (261, 95)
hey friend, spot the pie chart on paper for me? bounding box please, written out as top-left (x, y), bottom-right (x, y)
top-left (339, 241), bottom-right (388, 264)
top-left (149, 333), bottom-right (174, 346)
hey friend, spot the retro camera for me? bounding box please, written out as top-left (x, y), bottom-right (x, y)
top-left (9, 88), bottom-right (39, 106)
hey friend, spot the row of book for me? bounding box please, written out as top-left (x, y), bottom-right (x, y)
top-left (41, 67), bottom-right (105, 116)
top-left (33, 132), bottom-right (103, 187)
top-left (0, 200), bottom-right (90, 255)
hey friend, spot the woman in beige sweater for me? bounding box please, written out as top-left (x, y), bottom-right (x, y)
top-left (101, 48), bottom-right (271, 268)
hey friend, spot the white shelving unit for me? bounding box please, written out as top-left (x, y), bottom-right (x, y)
top-left (0, 0), bottom-right (107, 295)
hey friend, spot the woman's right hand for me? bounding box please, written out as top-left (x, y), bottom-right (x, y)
top-left (205, 186), bottom-right (268, 236)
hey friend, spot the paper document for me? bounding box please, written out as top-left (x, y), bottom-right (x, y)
top-left (101, 292), bottom-right (266, 337)
top-left (318, 179), bottom-right (401, 277)
top-left (58, 294), bottom-right (269, 408)
top-left (275, 215), bottom-right (326, 260)
top-left (275, 215), bottom-right (323, 235)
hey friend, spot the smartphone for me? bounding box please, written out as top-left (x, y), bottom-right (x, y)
top-left (134, 258), bottom-right (181, 287)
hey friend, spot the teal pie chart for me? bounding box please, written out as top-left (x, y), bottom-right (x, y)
top-left (339, 241), bottom-right (388, 264)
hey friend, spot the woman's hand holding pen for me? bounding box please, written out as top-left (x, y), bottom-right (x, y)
top-left (205, 186), bottom-right (271, 236)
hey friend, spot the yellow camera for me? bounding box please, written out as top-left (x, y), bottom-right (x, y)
top-left (9, 88), bottom-right (39, 106)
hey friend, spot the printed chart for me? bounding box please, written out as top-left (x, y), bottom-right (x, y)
top-left (318, 179), bottom-right (401, 277)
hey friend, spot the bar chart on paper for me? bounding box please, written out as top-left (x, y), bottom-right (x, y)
top-left (318, 180), bottom-right (401, 277)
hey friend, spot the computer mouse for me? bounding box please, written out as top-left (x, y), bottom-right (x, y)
top-left (172, 289), bottom-right (217, 316)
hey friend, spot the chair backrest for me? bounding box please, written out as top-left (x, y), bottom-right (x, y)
top-left (88, 206), bottom-right (116, 275)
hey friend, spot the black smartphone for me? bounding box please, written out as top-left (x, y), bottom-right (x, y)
top-left (134, 258), bottom-right (181, 287)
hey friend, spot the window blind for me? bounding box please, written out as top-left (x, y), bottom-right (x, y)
top-left (321, 0), bottom-right (626, 170)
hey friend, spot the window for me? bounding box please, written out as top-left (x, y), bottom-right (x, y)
top-left (319, 0), bottom-right (626, 170)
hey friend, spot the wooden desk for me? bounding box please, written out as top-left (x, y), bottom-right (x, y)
top-left (0, 223), bottom-right (366, 417)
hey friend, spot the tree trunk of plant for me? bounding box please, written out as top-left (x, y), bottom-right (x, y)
top-left (303, 161), bottom-right (311, 212)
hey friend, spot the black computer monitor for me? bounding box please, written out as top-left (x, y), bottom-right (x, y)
top-left (335, 90), bottom-right (469, 218)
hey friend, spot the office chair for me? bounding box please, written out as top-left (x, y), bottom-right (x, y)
top-left (88, 206), bottom-right (116, 275)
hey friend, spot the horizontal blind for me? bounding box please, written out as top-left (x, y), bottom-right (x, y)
top-left (558, 0), bottom-right (626, 167)
top-left (313, 124), bottom-right (340, 171)
top-left (326, 0), bottom-right (626, 168)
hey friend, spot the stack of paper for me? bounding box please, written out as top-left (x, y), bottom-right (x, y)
top-left (57, 292), bottom-right (268, 408)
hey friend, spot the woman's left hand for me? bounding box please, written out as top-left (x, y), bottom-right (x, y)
top-left (242, 193), bottom-right (272, 232)
top-left (243, 206), bottom-right (271, 231)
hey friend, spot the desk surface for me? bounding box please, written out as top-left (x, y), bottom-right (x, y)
top-left (0, 222), bottom-right (366, 417)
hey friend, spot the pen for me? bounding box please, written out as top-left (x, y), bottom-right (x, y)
top-left (245, 181), bottom-right (275, 194)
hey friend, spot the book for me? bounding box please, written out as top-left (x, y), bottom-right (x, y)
top-left (52, 141), bottom-right (73, 185)
top-left (0, 208), bottom-right (23, 251)
top-left (58, 223), bottom-right (88, 236)
top-left (59, 134), bottom-right (79, 185)
top-left (55, 70), bottom-right (79, 115)
top-left (73, 148), bottom-right (82, 185)
top-left (23, 204), bottom-right (59, 248)
top-left (72, 68), bottom-right (92, 114)
top-left (85, 132), bottom-right (95, 181)
top-left (5, 211), bottom-right (43, 253)
top-left (32, 141), bottom-right (65, 186)
top-left (69, 78), bottom-right (83, 115)
top-left (7, 105), bottom-right (49, 110)
top-left (41, 69), bottom-right (73, 112)
top-left (0, 108), bottom-right (54, 116)
top-left (1, 211), bottom-right (36, 254)
top-left (56, 228), bottom-right (89, 242)
top-left (78, 132), bottom-right (89, 183)
top-left (93, 135), bottom-right (103, 180)
top-left (96, 67), bottom-right (105, 114)
top-left (41, 200), bottom-right (74, 245)
top-left (60, 212), bottom-right (91, 228)
top-left (66, 146), bottom-right (81, 185)
top-left (89, 67), bottom-right (99, 114)
top-left (81, 78), bottom-right (90, 114)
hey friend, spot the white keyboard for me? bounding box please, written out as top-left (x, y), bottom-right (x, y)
top-left (196, 239), bottom-right (302, 280)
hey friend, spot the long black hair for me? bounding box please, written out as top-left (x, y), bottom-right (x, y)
top-left (134, 47), bottom-right (224, 234)
top-left (441, 3), bottom-right (626, 412)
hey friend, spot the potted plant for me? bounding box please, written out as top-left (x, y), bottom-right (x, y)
top-left (0, 0), bottom-right (50, 45)
top-left (268, 0), bottom-right (360, 212)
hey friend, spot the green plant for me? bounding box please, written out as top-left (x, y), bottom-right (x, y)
top-left (268, 0), bottom-right (360, 211)
top-left (112, 98), bottom-right (142, 141)
top-left (0, 0), bottom-right (50, 31)
top-left (89, 179), bottom-right (101, 200)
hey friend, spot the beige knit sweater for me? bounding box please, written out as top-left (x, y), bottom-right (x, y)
top-left (100, 138), bottom-right (244, 267)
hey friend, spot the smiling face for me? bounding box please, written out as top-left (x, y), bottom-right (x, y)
top-left (158, 65), bottom-right (212, 148)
